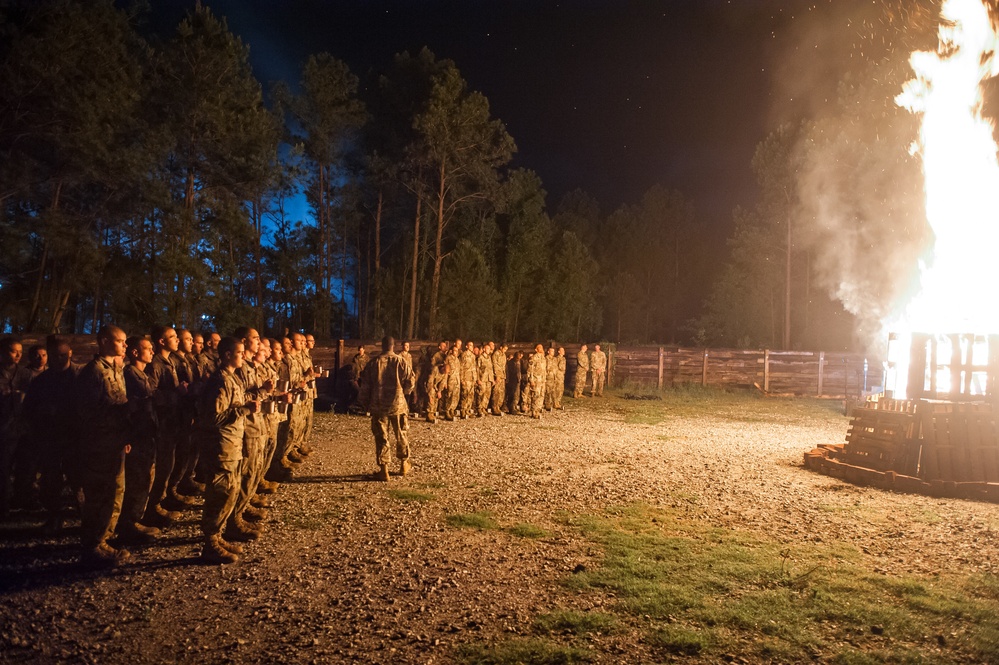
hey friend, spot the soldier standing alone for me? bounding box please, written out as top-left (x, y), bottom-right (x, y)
top-left (359, 336), bottom-right (416, 482)
top-left (590, 344), bottom-right (607, 397)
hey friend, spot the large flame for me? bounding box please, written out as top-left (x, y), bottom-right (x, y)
top-left (888, 0), bottom-right (999, 399)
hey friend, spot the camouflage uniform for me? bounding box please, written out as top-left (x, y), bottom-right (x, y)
top-left (459, 348), bottom-right (477, 418)
top-left (574, 349), bottom-right (590, 398)
top-left (198, 366), bottom-right (245, 538)
top-left (22, 363), bottom-right (78, 521)
top-left (519, 353), bottom-right (531, 413)
top-left (76, 356), bottom-right (129, 549)
top-left (0, 361), bottom-right (31, 518)
top-left (554, 352), bottom-right (566, 409)
top-left (359, 351), bottom-right (416, 467)
top-left (121, 363), bottom-right (157, 526)
top-left (232, 359), bottom-right (270, 524)
top-left (444, 348), bottom-right (461, 420)
top-left (425, 362), bottom-right (446, 422)
top-left (544, 351), bottom-right (558, 411)
top-left (591, 349), bottom-right (607, 397)
top-left (167, 351), bottom-right (197, 499)
top-left (145, 353), bottom-right (182, 516)
top-left (476, 349), bottom-right (493, 416)
top-left (527, 350), bottom-right (547, 418)
top-left (491, 348), bottom-right (507, 415)
top-left (506, 354), bottom-right (522, 414)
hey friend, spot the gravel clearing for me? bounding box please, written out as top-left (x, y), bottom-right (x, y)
top-left (2, 395), bottom-right (998, 663)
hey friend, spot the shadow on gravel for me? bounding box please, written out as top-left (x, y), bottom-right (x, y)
top-left (288, 474), bottom-right (377, 484)
top-left (0, 551), bottom-right (202, 595)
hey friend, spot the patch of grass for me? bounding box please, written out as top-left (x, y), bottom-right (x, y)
top-left (417, 480), bottom-right (447, 490)
top-left (534, 610), bottom-right (617, 635)
top-left (507, 523), bottom-right (550, 539)
top-left (563, 502), bottom-right (999, 662)
top-left (281, 508), bottom-right (340, 531)
top-left (386, 488), bottom-right (434, 502)
top-left (646, 624), bottom-right (711, 656)
top-left (582, 386), bottom-right (847, 427)
top-left (478, 487), bottom-right (497, 497)
top-left (456, 638), bottom-right (592, 664)
top-left (446, 512), bottom-right (499, 530)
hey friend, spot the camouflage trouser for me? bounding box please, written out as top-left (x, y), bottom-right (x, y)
top-left (477, 382), bottom-right (492, 415)
top-left (301, 398), bottom-right (314, 451)
top-left (529, 382), bottom-right (545, 417)
top-left (520, 381), bottom-right (531, 412)
top-left (544, 378), bottom-right (557, 410)
top-left (232, 431), bottom-right (267, 519)
top-left (592, 370), bottom-right (605, 396)
top-left (574, 370), bottom-right (588, 397)
top-left (80, 446), bottom-right (125, 548)
top-left (427, 386), bottom-right (440, 419)
top-left (372, 414), bottom-right (409, 466)
top-left (506, 380), bottom-right (520, 413)
top-left (167, 414), bottom-right (195, 496)
top-left (491, 381), bottom-right (505, 414)
top-left (147, 424), bottom-right (180, 511)
top-left (554, 375), bottom-right (564, 409)
top-left (267, 419), bottom-right (291, 479)
top-left (445, 380), bottom-right (460, 419)
top-left (287, 405), bottom-right (308, 456)
top-left (202, 458), bottom-right (240, 537)
top-left (460, 381), bottom-right (476, 417)
top-left (121, 437), bottom-right (156, 524)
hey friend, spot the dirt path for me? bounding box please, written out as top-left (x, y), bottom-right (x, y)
top-left (2, 397), bottom-right (997, 663)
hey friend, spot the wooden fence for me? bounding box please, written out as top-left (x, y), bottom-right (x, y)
top-left (16, 335), bottom-right (879, 400)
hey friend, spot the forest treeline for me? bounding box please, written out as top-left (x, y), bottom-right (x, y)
top-left (0, 1), bottom-right (929, 351)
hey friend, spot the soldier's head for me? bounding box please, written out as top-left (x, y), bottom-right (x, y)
top-left (402, 341), bottom-right (410, 353)
top-left (535, 343), bottom-right (544, 354)
top-left (282, 336), bottom-right (293, 354)
top-left (270, 339), bottom-right (284, 363)
top-left (98, 325), bottom-right (127, 360)
top-left (127, 336), bottom-right (153, 366)
top-left (1, 337), bottom-right (22, 366)
top-left (306, 334), bottom-right (316, 349)
top-left (382, 336), bottom-right (394, 354)
top-left (515, 351), bottom-right (523, 360)
top-left (178, 329), bottom-right (194, 354)
top-left (234, 327), bottom-right (260, 356)
top-left (206, 332), bottom-right (221, 351)
top-left (580, 344), bottom-right (588, 353)
top-left (594, 344), bottom-right (601, 352)
top-left (467, 341), bottom-right (475, 353)
top-left (151, 326), bottom-right (178, 354)
top-left (218, 337), bottom-right (244, 370)
top-left (27, 345), bottom-right (46, 370)
top-left (192, 333), bottom-right (205, 355)
top-left (438, 340), bottom-right (448, 352)
top-left (292, 333), bottom-right (306, 352)
top-left (454, 339), bottom-right (462, 352)
top-left (357, 344), bottom-right (365, 355)
top-left (547, 347), bottom-right (555, 356)
top-left (46, 335), bottom-right (72, 371)
top-left (558, 347), bottom-right (565, 357)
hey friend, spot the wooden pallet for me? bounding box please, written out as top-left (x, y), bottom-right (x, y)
top-left (919, 403), bottom-right (999, 483)
top-left (843, 407), bottom-right (919, 474)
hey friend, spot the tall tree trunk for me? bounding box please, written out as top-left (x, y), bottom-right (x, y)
top-left (373, 189), bottom-right (383, 331)
top-left (429, 163), bottom-right (446, 338)
top-left (253, 199), bottom-right (264, 331)
top-left (28, 181), bottom-right (62, 332)
top-left (407, 172), bottom-right (422, 340)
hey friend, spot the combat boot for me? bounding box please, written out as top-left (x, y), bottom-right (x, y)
top-left (250, 494), bottom-right (271, 508)
top-left (142, 503), bottom-right (181, 528)
top-left (399, 459), bottom-right (412, 478)
top-left (201, 535), bottom-right (239, 564)
top-left (286, 449), bottom-right (306, 464)
top-left (256, 479), bottom-right (279, 494)
top-left (242, 505), bottom-right (269, 523)
top-left (374, 464), bottom-right (390, 482)
top-left (217, 535), bottom-right (243, 555)
top-left (117, 521), bottom-right (161, 545)
top-left (225, 517), bottom-right (262, 542)
top-left (84, 541), bottom-right (131, 568)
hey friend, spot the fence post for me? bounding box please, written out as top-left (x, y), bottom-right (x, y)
top-left (607, 349), bottom-right (614, 387)
top-left (818, 351), bottom-right (825, 397)
top-left (764, 349), bottom-right (771, 393)
top-left (658, 347), bottom-right (665, 390)
top-left (702, 349), bottom-right (709, 387)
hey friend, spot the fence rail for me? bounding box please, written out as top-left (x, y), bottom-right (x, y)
top-left (18, 335), bottom-right (879, 400)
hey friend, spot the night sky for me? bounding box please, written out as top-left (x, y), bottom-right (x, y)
top-left (145, 0), bottom-right (873, 237)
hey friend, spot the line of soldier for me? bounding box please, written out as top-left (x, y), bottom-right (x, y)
top-left (348, 340), bottom-right (608, 422)
top-left (0, 328), bottom-right (322, 567)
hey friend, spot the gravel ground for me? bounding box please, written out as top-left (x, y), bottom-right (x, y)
top-left (1, 395), bottom-right (998, 663)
